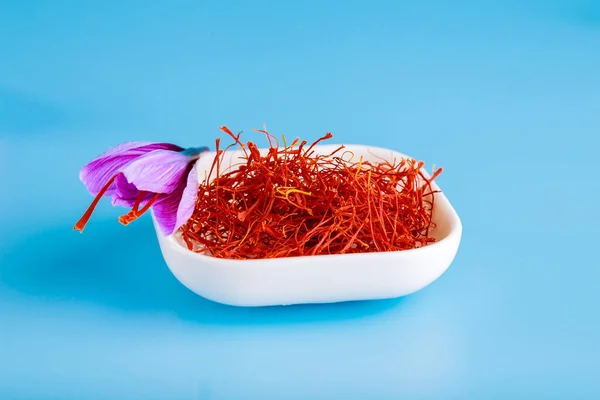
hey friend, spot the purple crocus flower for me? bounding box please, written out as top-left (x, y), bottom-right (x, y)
top-left (74, 141), bottom-right (209, 235)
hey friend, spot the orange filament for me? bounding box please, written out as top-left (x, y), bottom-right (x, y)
top-left (74, 175), bottom-right (118, 232)
top-left (118, 192), bottom-right (161, 226)
top-left (74, 174), bottom-right (162, 232)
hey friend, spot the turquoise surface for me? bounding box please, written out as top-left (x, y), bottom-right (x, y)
top-left (1, 1), bottom-right (599, 398)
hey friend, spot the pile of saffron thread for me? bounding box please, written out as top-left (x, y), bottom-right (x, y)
top-left (178, 126), bottom-right (443, 259)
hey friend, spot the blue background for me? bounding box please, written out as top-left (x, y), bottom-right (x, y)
top-left (1, 1), bottom-right (599, 398)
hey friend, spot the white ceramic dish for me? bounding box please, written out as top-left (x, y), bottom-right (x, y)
top-left (152, 144), bottom-right (462, 307)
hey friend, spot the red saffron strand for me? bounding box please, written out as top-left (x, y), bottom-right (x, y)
top-left (179, 129), bottom-right (443, 259)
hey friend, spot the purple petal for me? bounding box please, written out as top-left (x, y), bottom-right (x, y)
top-left (121, 149), bottom-right (196, 194)
top-left (174, 161), bottom-right (200, 230)
top-left (152, 176), bottom-right (189, 235)
top-left (151, 151), bottom-right (208, 236)
top-left (110, 174), bottom-right (155, 208)
top-left (80, 142), bottom-right (184, 196)
top-left (94, 142), bottom-right (160, 158)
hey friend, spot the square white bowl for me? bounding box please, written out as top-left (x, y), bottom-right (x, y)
top-left (152, 144), bottom-right (462, 307)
